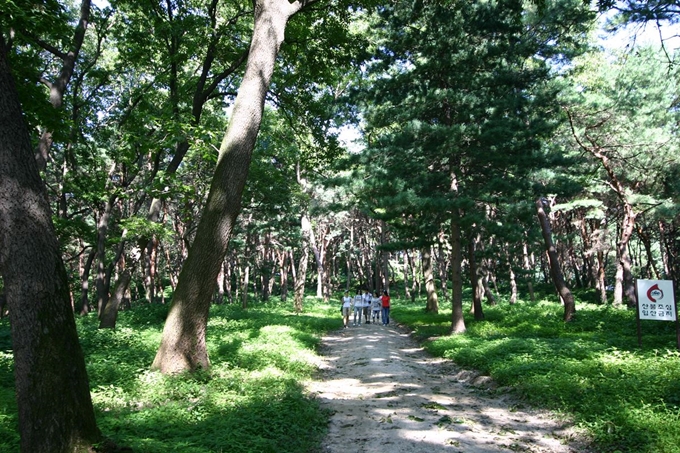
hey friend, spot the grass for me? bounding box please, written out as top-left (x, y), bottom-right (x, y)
top-left (394, 293), bottom-right (680, 453)
top-left (2, 289), bottom-right (680, 452)
top-left (0, 297), bottom-right (341, 453)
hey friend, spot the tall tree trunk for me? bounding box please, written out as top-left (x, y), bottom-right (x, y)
top-left (422, 246), bottom-right (439, 313)
top-left (380, 220), bottom-right (390, 292)
top-left (346, 222), bottom-right (354, 291)
top-left (294, 216), bottom-right (311, 313)
top-left (505, 246), bottom-right (517, 304)
top-left (79, 246), bottom-right (96, 315)
top-left (482, 268), bottom-right (497, 306)
top-left (278, 250), bottom-right (289, 301)
top-left (241, 264), bottom-right (250, 309)
top-left (597, 250), bottom-right (607, 304)
top-left (613, 204), bottom-right (637, 306)
top-left (536, 198), bottom-right (576, 321)
top-left (450, 213), bottom-right (466, 333)
top-left (636, 222), bottom-right (660, 279)
top-left (659, 220), bottom-right (671, 278)
top-left (99, 269), bottom-right (132, 329)
top-left (409, 250), bottom-right (419, 299)
top-left (0, 36), bottom-right (101, 451)
top-left (152, 0), bottom-right (304, 374)
top-left (403, 251), bottom-right (412, 301)
top-left (35, 0), bottom-right (92, 170)
top-left (215, 261), bottom-right (225, 304)
top-left (309, 224), bottom-right (324, 299)
top-left (468, 233), bottom-right (485, 321)
top-left (523, 239), bottom-right (535, 302)
top-left (437, 230), bottom-right (449, 302)
top-left (578, 212), bottom-right (597, 288)
top-left (144, 235), bottom-right (159, 303)
top-left (95, 193), bottom-right (116, 316)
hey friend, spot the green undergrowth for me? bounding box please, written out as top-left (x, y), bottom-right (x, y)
top-left (0, 297), bottom-right (340, 452)
top-left (394, 296), bottom-right (680, 453)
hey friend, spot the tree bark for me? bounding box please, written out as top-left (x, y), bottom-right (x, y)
top-left (95, 193), bottom-right (116, 316)
top-left (79, 246), bottom-right (96, 315)
top-left (536, 198), bottom-right (576, 321)
top-left (522, 240), bottom-right (536, 302)
top-left (99, 269), bottom-right (132, 329)
top-left (437, 231), bottom-right (449, 303)
top-left (151, 0), bottom-right (305, 374)
top-left (34, 0), bottom-right (92, 170)
top-left (450, 213), bottom-right (466, 333)
top-left (380, 220), bottom-right (390, 293)
top-left (0, 36), bottom-right (101, 451)
top-left (294, 216), bottom-right (312, 312)
top-left (597, 250), bottom-right (607, 304)
top-left (422, 246), bottom-right (439, 313)
top-left (468, 233), bottom-right (485, 320)
top-left (505, 246), bottom-right (517, 304)
top-left (636, 223), bottom-right (660, 280)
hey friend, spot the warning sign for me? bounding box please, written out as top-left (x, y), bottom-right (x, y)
top-left (637, 279), bottom-right (676, 321)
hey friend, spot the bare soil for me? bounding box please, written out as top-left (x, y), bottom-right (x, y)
top-left (306, 321), bottom-right (590, 453)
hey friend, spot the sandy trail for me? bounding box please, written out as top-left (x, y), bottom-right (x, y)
top-left (307, 321), bottom-right (588, 453)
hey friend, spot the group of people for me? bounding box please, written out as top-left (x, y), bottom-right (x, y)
top-left (341, 289), bottom-right (390, 328)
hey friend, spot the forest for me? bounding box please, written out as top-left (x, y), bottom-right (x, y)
top-left (1, 0), bottom-right (680, 451)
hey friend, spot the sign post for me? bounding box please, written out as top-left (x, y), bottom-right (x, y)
top-left (635, 279), bottom-right (678, 350)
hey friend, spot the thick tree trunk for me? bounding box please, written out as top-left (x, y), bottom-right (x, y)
top-left (95, 194), bottom-right (115, 316)
top-left (99, 269), bottom-right (132, 329)
top-left (450, 214), bottom-right (466, 333)
top-left (613, 205), bottom-right (637, 306)
top-left (152, 0), bottom-right (302, 374)
top-left (536, 198), bottom-right (576, 321)
top-left (0, 37), bottom-right (101, 451)
top-left (422, 246), bottom-right (439, 313)
top-left (482, 269), bottom-right (496, 306)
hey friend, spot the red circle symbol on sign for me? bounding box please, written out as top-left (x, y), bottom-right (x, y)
top-left (647, 284), bottom-right (664, 302)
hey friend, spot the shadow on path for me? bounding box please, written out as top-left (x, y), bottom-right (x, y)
top-left (307, 323), bottom-right (589, 453)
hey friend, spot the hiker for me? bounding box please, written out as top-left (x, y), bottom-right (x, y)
top-left (341, 291), bottom-right (352, 328)
top-left (381, 290), bottom-right (391, 326)
top-left (363, 289), bottom-right (372, 324)
top-left (353, 289), bottom-right (363, 326)
top-left (371, 291), bottom-right (382, 324)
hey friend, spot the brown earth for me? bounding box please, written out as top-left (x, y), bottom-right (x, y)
top-left (306, 320), bottom-right (590, 453)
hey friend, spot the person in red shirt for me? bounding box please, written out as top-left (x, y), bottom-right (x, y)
top-left (381, 290), bottom-right (391, 326)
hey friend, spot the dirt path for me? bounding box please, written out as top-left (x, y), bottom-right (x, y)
top-left (307, 321), bottom-right (588, 453)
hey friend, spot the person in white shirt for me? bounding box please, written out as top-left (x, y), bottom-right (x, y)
top-left (353, 289), bottom-right (364, 326)
top-left (371, 291), bottom-right (382, 324)
top-left (363, 290), bottom-right (372, 324)
top-left (341, 291), bottom-right (352, 328)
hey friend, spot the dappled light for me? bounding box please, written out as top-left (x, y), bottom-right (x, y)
top-left (308, 325), bottom-right (581, 452)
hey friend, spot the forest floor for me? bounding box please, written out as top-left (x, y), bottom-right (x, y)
top-left (306, 317), bottom-right (591, 453)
